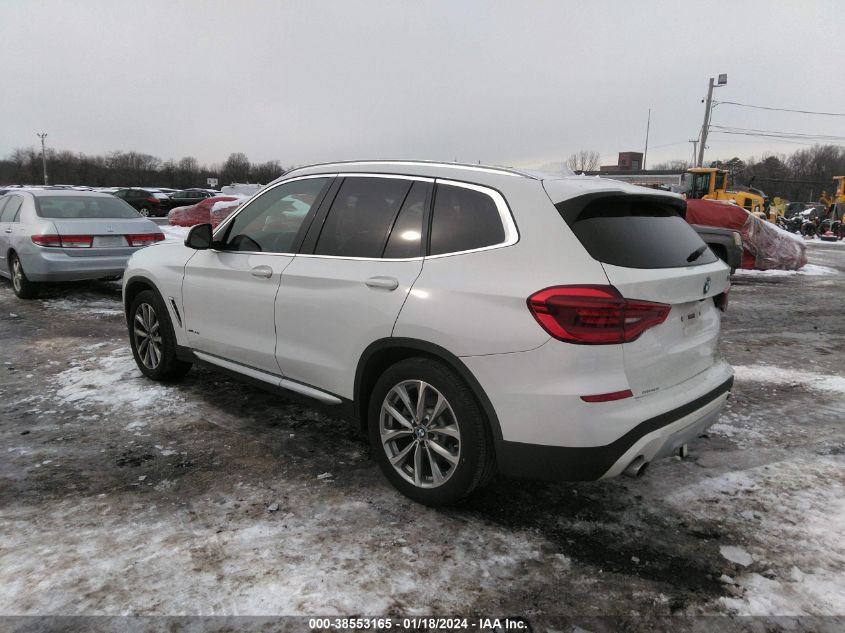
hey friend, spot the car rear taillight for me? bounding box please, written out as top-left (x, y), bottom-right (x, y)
top-left (31, 234), bottom-right (93, 248)
top-left (31, 234), bottom-right (63, 247)
top-left (146, 196), bottom-right (159, 204)
top-left (527, 285), bottom-right (671, 345)
top-left (714, 284), bottom-right (730, 312)
top-left (126, 233), bottom-right (165, 247)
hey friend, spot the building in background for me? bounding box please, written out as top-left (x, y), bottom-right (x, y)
top-left (600, 151), bottom-right (644, 172)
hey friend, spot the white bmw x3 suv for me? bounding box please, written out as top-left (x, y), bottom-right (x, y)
top-left (123, 160), bottom-right (733, 505)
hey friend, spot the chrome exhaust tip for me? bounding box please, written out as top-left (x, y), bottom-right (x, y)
top-left (623, 456), bottom-right (649, 478)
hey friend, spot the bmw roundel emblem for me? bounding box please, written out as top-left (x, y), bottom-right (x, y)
top-left (703, 277), bottom-right (711, 294)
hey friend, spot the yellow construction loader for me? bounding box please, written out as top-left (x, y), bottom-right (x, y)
top-left (681, 167), bottom-right (769, 220)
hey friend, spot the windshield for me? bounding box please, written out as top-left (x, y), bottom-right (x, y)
top-left (35, 196), bottom-right (141, 219)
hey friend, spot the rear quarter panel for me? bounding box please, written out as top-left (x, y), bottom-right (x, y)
top-left (394, 178), bottom-right (609, 356)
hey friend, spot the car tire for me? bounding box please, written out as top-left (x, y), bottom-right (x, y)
top-left (138, 207), bottom-right (151, 217)
top-left (128, 289), bottom-right (192, 381)
top-left (9, 253), bottom-right (39, 299)
top-left (368, 357), bottom-right (494, 506)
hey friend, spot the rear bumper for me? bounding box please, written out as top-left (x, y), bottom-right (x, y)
top-left (21, 249), bottom-right (134, 281)
top-left (495, 376), bottom-right (732, 480)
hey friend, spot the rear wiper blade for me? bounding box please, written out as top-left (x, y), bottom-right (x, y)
top-left (686, 245), bottom-right (708, 263)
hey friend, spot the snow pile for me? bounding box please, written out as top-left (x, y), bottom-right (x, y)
top-left (55, 348), bottom-right (190, 417)
top-left (733, 365), bottom-right (845, 395)
top-left (211, 196), bottom-right (245, 213)
top-left (667, 459), bottom-right (845, 616)
top-left (734, 264), bottom-right (839, 277)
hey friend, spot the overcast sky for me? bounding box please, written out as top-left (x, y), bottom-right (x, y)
top-left (1, 0), bottom-right (842, 170)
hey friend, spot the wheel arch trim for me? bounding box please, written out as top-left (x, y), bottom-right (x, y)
top-left (354, 337), bottom-right (503, 441)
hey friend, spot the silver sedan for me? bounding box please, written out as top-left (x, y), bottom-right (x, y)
top-left (0, 189), bottom-right (165, 298)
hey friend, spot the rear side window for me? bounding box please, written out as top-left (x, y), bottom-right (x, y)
top-left (429, 184), bottom-right (505, 255)
top-left (1, 196), bottom-right (24, 222)
top-left (315, 177), bottom-right (412, 258)
top-left (0, 196), bottom-right (11, 220)
top-left (554, 194), bottom-right (717, 269)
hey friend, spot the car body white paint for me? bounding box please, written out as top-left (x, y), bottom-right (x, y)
top-left (124, 160), bottom-right (734, 481)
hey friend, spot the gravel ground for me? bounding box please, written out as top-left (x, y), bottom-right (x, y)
top-left (1, 239), bottom-right (843, 631)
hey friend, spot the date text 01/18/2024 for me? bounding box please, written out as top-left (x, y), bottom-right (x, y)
top-left (307, 617), bottom-right (530, 631)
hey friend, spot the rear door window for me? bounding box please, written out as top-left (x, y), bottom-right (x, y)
top-left (1, 196), bottom-right (23, 223)
top-left (553, 193), bottom-right (717, 269)
top-left (314, 177), bottom-right (413, 258)
top-left (383, 181), bottom-right (429, 258)
top-left (429, 183), bottom-right (506, 255)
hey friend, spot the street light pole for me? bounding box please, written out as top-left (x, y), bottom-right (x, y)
top-left (696, 74), bottom-right (727, 167)
top-left (37, 132), bottom-right (48, 185)
top-left (643, 108), bottom-right (651, 170)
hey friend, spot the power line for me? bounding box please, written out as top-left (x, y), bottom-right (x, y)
top-left (708, 136), bottom-right (824, 147)
top-left (712, 130), bottom-right (845, 144)
top-left (715, 100), bottom-right (845, 117)
top-left (711, 125), bottom-right (845, 141)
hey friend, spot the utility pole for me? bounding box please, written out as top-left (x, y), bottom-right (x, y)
top-left (697, 74), bottom-right (727, 167)
top-left (643, 108), bottom-right (651, 170)
top-left (689, 139), bottom-right (699, 166)
top-left (37, 132), bottom-right (48, 185)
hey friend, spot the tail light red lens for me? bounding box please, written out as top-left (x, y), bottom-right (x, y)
top-left (126, 233), bottom-right (165, 247)
top-left (31, 234), bottom-right (92, 248)
top-left (31, 234), bottom-right (63, 247)
top-left (714, 283), bottom-right (730, 312)
top-left (527, 285), bottom-right (671, 345)
top-left (146, 197), bottom-right (159, 204)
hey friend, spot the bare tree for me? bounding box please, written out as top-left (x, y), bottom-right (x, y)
top-left (651, 159), bottom-right (692, 171)
top-left (566, 150), bottom-right (601, 172)
top-left (250, 160), bottom-right (284, 184)
top-left (221, 152), bottom-right (251, 184)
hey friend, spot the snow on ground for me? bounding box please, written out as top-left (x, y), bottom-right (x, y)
top-left (667, 459), bottom-right (845, 616)
top-left (160, 225), bottom-right (190, 242)
top-left (806, 238), bottom-right (845, 247)
top-left (734, 263), bottom-right (839, 277)
top-left (39, 297), bottom-right (123, 317)
top-left (733, 365), bottom-right (845, 395)
top-left (55, 347), bottom-right (192, 421)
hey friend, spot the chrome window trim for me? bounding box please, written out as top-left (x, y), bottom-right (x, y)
top-left (295, 253), bottom-right (423, 262)
top-left (286, 160), bottom-right (526, 178)
top-left (207, 172), bottom-right (519, 260)
top-left (425, 178), bottom-right (519, 259)
top-left (336, 173), bottom-right (435, 183)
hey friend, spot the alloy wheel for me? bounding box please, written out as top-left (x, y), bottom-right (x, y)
top-left (134, 303), bottom-right (162, 369)
top-left (380, 380), bottom-right (461, 488)
top-left (11, 259), bottom-right (22, 293)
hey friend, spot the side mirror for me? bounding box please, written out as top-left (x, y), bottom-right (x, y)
top-left (185, 223), bottom-right (213, 249)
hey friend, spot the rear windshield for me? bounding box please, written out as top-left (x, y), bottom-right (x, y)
top-left (554, 194), bottom-right (716, 269)
top-left (35, 196), bottom-right (140, 219)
